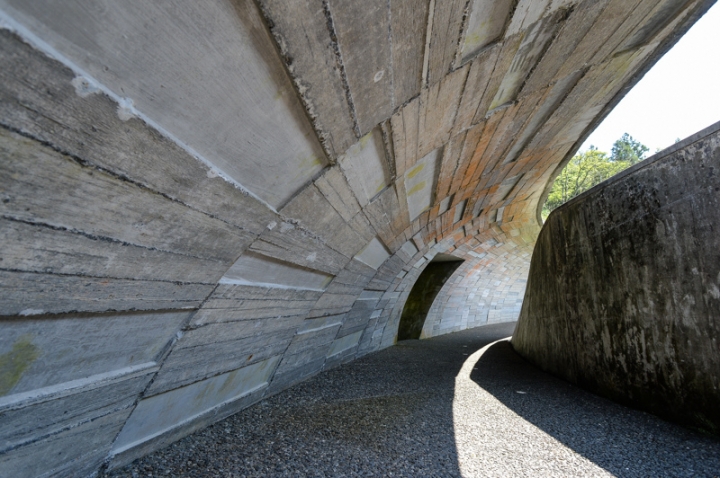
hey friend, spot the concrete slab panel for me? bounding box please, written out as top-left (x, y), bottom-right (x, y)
top-left (250, 231), bottom-right (349, 277)
top-left (506, 0), bottom-right (552, 36)
top-left (0, 407), bottom-right (130, 478)
top-left (315, 167), bottom-right (362, 222)
top-left (255, 0), bottom-right (357, 158)
top-left (0, 311), bottom-right (189, 397)
top-left (400, 240), bottom-right (420, 258)
top-left (461, 0), bottom-right (515, 62)
top-left (0, 29), bottom-right (278, 237)
top-left (111, 356), bottom-right (280, 455)
top-left (298, 315), bottom-right (345, 334)
top-left (0, 0), bottom-right (327, 208)
top-left (426, 0), bottom-right (468, 85)
top-left (390, 0), bottom-right (430, 105)
top-left (354, 237), bottom-right (391, 270)
top-left (0, 366), bottom-right (153, 454)
top-left (359, 290), bottom-right (384, 301)
top-left (279, 184), bottom-right (368, 259)
top-left (221, 251), bottom-right (334, 292)
top-left (505, 70), bottom-right (584, 164)
top-left (0, 128), bottom-right (254, 263)
top-left (339, 130), bottom-right (391, 207)
top-left (490, 12), bottom-right (565, 111)
top-left (0, 271), bottom-right (213, 317)
top-left (326, 331), bottom-right (362, 358)
top-left (439, 195), bottom-right (454, 215)
top-left (146, 327), bottom-right (295, 396)
top-left (329, 0), bottom-right (393, 134)
top-left (617, 0), bottom-right (693, 53)
top-left (0, 218), bottom-right (226, 284)
top-left (405, 148), bottom-right (441, 221)
top-left (454, 199), bottom-right (468, 223)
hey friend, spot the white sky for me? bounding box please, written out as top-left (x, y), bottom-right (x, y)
top-left (581, 3), bottom-right (720, 155)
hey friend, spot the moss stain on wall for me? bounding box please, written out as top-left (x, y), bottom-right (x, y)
top-left (0, 334), bottom-right (40, 396)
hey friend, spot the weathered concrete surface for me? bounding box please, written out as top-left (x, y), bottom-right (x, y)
top-left (513, 121), bottom-right (720, 435)
top-left (110, 357), bottom-right (279, 456)
top-left (0, 0), bottom-right (327, 209)
top-left (0, 0), bottom-right (715, 475)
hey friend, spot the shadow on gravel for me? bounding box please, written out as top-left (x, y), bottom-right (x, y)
top-left (470, 341), bottom-right (720, 478)
top-left (104, 321), bottom-right (518, 477)
top-left (104, 322), bottom-right (720, 477)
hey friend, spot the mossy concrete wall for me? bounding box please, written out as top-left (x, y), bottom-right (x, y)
top-left (513, 121), bottom-right (720, 435)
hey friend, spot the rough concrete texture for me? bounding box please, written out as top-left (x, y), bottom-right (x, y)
top-left (103, 323), bottom-right (720, 477)
top-left (0, 0), bottom-right (328, 209)
top-left (0, 0), bottom-right (717, 475)
top-left (513, 120), bottom-right (720, 435)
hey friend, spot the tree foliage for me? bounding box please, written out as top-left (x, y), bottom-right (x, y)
top-left (610, 133), bottom-right (649, 165)
top-left (543, 133), bottom-right (648, 218)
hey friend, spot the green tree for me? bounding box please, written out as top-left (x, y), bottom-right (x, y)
top-left (610, 133), bottom-right (649, 165)
top-left (544, 148), bottom-right (628, 213)
top-left (542, 134), bottom-right (649, 219)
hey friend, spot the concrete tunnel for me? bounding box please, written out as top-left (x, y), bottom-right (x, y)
top-left (0, 0), bottom-right (718, 475)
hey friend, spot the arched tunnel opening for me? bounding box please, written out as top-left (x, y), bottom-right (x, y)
top-left (397, 254), bottom-right (464, 341)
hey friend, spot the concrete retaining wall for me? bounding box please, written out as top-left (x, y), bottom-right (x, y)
top-left (513, 121), bottom-right (720, 435)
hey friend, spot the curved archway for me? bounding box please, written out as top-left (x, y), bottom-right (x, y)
top-left (397, 254), bottom-right (464, 340)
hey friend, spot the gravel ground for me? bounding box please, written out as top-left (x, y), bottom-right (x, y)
top-left (104, 322), bottom-right (720, 477)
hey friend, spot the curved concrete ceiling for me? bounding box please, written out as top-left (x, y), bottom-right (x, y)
top-left (0, 0), bottom-right (714, 474)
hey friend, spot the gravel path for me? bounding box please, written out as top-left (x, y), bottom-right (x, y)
top-left (104, 322), bottom-right (720, 477)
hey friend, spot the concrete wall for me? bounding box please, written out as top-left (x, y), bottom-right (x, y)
top-left (513, 121), bottom-right (720, 435)
top-left (0, 0), bottom-right (713, 475)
